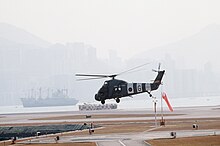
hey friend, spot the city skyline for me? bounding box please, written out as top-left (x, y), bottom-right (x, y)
top-left (0, 22), bottom-right (220, 106)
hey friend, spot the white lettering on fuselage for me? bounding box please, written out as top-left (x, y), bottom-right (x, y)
top-left (136, 83), bottom-right (142, 93)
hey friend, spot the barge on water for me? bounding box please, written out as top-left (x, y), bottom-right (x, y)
top-left (79, 103), bottom-right (117, 111)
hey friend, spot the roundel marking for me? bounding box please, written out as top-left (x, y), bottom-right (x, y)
top-left (127, 83), bottom-right (134, 94)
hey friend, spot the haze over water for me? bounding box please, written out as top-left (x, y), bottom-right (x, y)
top-left (0, 0), bottom-right (220, 108)
top-left (1, 96), bottom-right (219, 114)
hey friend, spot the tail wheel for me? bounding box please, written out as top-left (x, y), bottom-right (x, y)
top-left (101, 100), bottom-right (105, 104)
top-left (116, 98), bottom-right (120, 103)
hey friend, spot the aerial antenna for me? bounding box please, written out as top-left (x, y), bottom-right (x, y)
top-left (152, 95), bottom-right (158, 128)
top-left (160, 83), bottom-right (165, 126)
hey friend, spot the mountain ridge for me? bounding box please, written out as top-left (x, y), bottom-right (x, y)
top-left (0, 22), bottom-right (51, 48)
top-left (134, 24), bottom-right (220, 71)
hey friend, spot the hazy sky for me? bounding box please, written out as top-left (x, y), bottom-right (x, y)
top-left (0, 0), bottom-right (220, 59)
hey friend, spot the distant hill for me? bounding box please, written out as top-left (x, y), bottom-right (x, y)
top-left (135, 24), bottom-right (220, 71)
top-left (0, 23), bottom-right (51, 48)
top-left (128, 24), bottom-right (220, 98)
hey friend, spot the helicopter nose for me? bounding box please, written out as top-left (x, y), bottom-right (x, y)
top-left (95, 94), bottom-right (100, 101)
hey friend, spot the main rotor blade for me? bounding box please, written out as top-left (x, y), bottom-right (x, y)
top-left (76, 62), bottom-right (150, 80)
top-left (75, 74), bottom-right (109, 78)
top-left (118, 62), bottom-right (151, 76)
top-left (76, 77), bottom-right (106, 81)
top-left (123, 68), bottom-right (149, 74)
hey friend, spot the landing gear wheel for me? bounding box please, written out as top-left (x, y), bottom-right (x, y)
top-left (101, 100), bottom-right (105, 104)
top-left (116, 98), bottom-right (120, 103)
top-left (147, 91), bottom-right (152, 97)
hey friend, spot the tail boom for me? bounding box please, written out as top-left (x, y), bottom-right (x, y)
top-left (151, 70), bottom-right (165, 91)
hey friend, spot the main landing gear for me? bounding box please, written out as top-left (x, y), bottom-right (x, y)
top-left (101, 100), bottom-right (105, 104)
top-left (147, 91), bottom-right (153, 98)
top-left (116, 98), bottom-right (120, 103)
top-left (101, 98), bottom-right (120, 104)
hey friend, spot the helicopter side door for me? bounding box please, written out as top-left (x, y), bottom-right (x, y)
top-left (108, 80), bottom-right (127, 99)
top-left (111, 84), bottom-right (127, 98)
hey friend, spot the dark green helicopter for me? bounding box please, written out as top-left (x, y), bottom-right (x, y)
top-left (76, 63), bottom-right (165, 104)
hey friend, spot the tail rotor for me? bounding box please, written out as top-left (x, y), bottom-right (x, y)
top-left (152, 63), bottom-right (161, 72)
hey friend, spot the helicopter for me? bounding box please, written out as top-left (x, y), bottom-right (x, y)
top-left (76, 63), bottom-right (165, 104)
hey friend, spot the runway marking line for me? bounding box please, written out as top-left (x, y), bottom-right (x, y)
top-left (118, 140), bottom-right (126, 146)
top-left (142, 126), bottom-right (162, 133)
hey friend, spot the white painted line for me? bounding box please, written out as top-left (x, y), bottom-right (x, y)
top-left (118, 140), bottom-right (126, 146)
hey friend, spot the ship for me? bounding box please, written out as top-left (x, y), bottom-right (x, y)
top-left (21, 89), bottom-right (78, 107)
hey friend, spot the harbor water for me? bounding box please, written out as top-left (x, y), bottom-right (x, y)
top-left (0, 96), bottom-right (220, 114)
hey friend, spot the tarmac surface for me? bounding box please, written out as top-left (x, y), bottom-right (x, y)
top-left (18, 128), bottom-right (220, 146)
top-left (1, 105), bottom-right (220, 146)
top-left (1, 106), bottom-right (220, 125)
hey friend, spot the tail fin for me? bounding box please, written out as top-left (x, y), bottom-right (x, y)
top-left (154, 70), bottom-right (165, 84)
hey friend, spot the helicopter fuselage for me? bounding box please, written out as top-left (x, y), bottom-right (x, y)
top-left (95, 70), bottom-right (164, 104)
